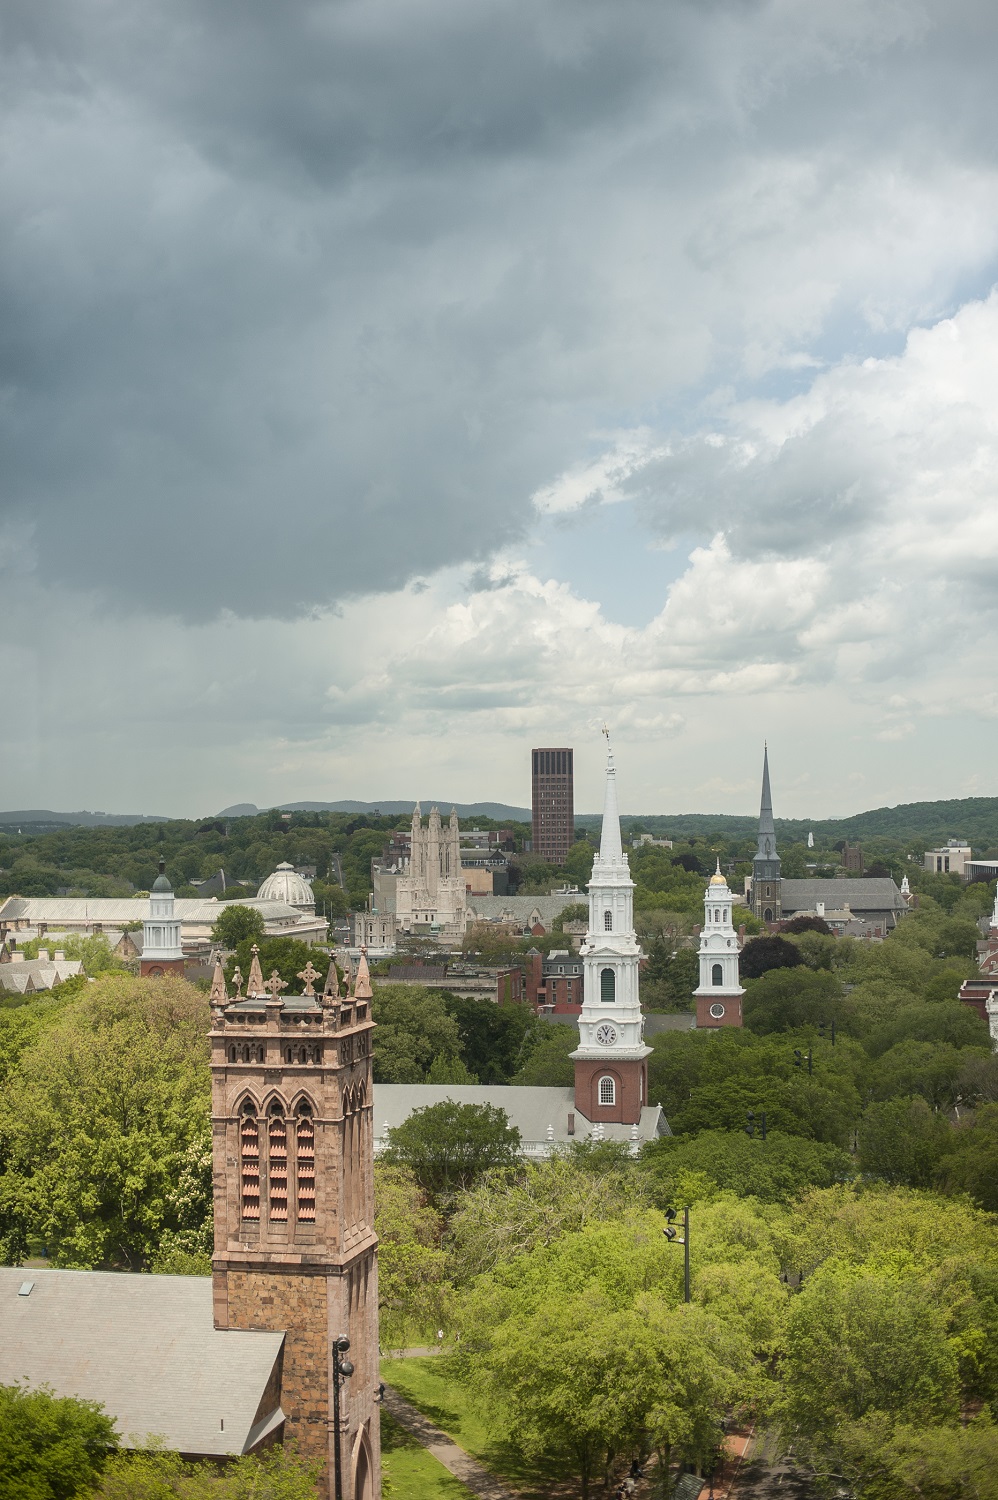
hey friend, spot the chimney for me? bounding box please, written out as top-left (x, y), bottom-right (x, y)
top-left (54, 950), bottom-right (65, 961)
top-left (816, 902), bottom-right (825, 918)
top-left (567, 1112), bottom-right (575, 1136)
top-left (10, 952), bottom-right (24, 963)
top-left (37, 949), bottom-right (49, 963)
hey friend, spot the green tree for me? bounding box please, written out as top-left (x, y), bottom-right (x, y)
top-left (511, 1023), bottom-right (576, 1086)
top-left (743, 968), bottom-right (849, 1035)
top-left (642, 1129), bottom-right (854, 1205)
top-left (448, 1148), bottom-right (643, 1281)
top-left (873, 1040), bottom-right (990, 1112)
top-left (93, 1446), bottom-right (323, 1499)
top-left (866, 1002), bottom-right (991, 1058)
top-left (210, 904), bottom-right (266, 948)
top-left (371, 986), bottom-right (465, 1084)
top-left (779, 1263), bottom-right (961, 1445)
top-left (381, 1101), bottom-right (521, 1200)
top-left (857, 1097), bottom-right (950, 1187)
top-left (0, 974), bottom-right (210, 1269)
top-left (374, 1163), bottom-right (448, 1345)
top-left (440, 993), bottom-right (538, 1084)
top-left (0, 1381), bottom-right (117, 1500)
top-left (936, 1103), bottom-right (998, 1211)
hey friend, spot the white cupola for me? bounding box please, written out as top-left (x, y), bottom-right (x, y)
top-left (694, 862), bottom-right (744, 1028)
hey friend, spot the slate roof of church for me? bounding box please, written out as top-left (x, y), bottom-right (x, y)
top-left (465, 894), bottom-right (587, 924)
top-left (780, 878), bottom-right (905, 913)
top-left (373, 1083), bottom-right (668, 1149)
top-left (0, 1268), bottom-right (285, 1457)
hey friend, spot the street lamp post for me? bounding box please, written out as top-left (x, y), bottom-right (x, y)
top-left (664, 1206), bottom-right (690, 1303)
top-left (331, 1335), bottom-right (355, 1500)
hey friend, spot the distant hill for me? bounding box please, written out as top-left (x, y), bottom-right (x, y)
top-left (576, 796), bottom-right (998, 850)
top-left (0, 809), bottom-right (169, 832)
top-left (217, 799), bottom-right (533, 822)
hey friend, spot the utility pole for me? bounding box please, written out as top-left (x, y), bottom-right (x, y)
top-left (331, 1335), bottom-right (354, 1500)
top-left (664, 1207), bottom-right (691, 1303)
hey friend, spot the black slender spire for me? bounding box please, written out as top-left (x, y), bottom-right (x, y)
top-left (753, 744), bottom-right (781, 881)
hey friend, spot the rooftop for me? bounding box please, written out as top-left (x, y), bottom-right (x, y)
top-left (0, 1268), bottom-right (284, 1457)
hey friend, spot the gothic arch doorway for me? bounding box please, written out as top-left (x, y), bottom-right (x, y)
top-left (353, 1430), bottom-right (374, 1500)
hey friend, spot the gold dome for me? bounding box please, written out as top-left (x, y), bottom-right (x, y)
top-left (709, 872), bottom-right (726, 886)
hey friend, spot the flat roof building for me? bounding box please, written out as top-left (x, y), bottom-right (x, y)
top-left (531, 747), bottom-right (575, 866)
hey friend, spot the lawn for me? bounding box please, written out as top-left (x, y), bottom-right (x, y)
top-left (380, 1356), bottom-right (570, 1497)
top-left (380, 1410), bottom-right (478, 1500)
top-left (381, 1357), bottom-right (493, 1461)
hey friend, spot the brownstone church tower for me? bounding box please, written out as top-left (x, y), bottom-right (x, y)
top-left (210, 945), bottom-right (380, 1500)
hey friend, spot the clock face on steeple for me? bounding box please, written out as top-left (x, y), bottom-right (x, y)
top-left (595, 1023), bottom-right (617, 1046)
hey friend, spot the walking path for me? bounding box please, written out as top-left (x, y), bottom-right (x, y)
top-left (381, 1384), bottom-right (519, 1500)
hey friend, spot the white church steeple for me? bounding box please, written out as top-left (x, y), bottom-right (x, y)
top-left (572, 738), bottom-right (650, 1125)
top-left (694, 862), bottom-right (744, 1028)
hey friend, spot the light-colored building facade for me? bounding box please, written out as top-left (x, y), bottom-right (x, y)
top-left (924, 841), bottom-right (973, 877)
top-left (394, 805), bottom-right (467, 937)
top-left (0, 896), bottom-right (328, 954)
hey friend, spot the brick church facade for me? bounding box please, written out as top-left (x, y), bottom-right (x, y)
top-left (210, 945), bottom-right (381, 1500)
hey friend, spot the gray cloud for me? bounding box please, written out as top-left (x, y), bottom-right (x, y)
top-left (3, 0), bottom-right (998, 624)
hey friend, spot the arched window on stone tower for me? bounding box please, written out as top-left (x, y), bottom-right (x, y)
top-left (268, 1101), bottom-right (288, 1222)
top-left (240, 1099), bottom-right (260, 1220)
top-left (604, 910), bottom-right (612, 931)
top-left (711, 962), bottom-right (723, 986)
top-left (600, 967), bottom-right (615, 1003)
top-left (295, 1101), bottom-right (316, 1223)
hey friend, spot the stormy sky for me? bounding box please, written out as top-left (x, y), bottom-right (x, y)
top-left (3, 0), bottom-right (998, 818)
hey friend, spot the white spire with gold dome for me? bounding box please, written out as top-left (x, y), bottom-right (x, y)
top-left (572, 733), bottom-right (650, 1124)
top-left (694, 860), bottom-right (744, 1028)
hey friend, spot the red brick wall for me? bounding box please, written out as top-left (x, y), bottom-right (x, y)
top-left (696, 994), bottom-right (743, 1028)
top-left (573, 1056), bottom-right (646, 1124)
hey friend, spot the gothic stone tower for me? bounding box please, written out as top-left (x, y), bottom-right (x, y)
top-left (210, 947), bottom-right (380, 1500)
top-left (751, 744), bottom-right (782, 924)
top-left (694, 864), bottom-right (745, 1028)
top-left (572, 741), bottom-right (650, 1124)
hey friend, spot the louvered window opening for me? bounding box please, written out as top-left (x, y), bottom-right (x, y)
top-left (269, 1108), bottom-right (288, 1221)
top-left (296, 1109), bottom-right (316, 1222)
top-left (240, 1106), bottom-right (260, 1220)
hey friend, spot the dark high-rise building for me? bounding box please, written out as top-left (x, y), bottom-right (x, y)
top-left (531, 747), bottom-right (575, 865)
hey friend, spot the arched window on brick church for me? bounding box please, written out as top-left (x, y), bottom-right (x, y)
top-left (268, 1101), bottom-right (288, 1222)
top-left (711, 963), bottom-right (723, 986)
top-left (295, 1101), bottom-right (316, 1223)
top-left (604, 910), bottom-right (612, 931)
top-left (600, 967), bottom-right (615, 1003)
top-left (240, 1099), bottom-right (260, 1220)
top-left (599, 1075), bottom-right (616, 1106)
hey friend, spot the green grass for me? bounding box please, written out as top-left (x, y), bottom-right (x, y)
top-left (382, 1358), bottom-right (493, 1460)
top-left (380, 1410), bottom-right (477, 1500)
top-left (381, 1356), bottom-right (571, 1497)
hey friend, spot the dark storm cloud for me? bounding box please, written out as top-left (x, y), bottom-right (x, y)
top-left (2, 0), bottom-right (998, 620)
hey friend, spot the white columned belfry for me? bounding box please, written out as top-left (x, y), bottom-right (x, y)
top-left (572, 740), bottom-right (650, 1124)
top-left (694, 863), bottom-right (744, 1028)
top-left (140, 859), bottom-right (185, 977)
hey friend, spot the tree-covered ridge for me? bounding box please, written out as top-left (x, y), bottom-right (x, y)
top-left (574, 793), bottom-right (998, 851)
